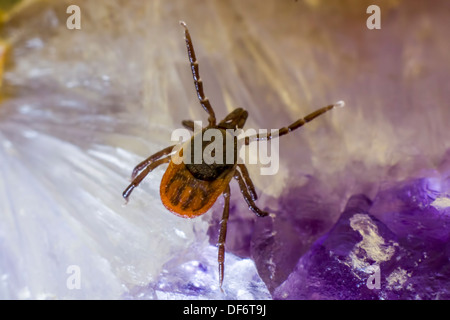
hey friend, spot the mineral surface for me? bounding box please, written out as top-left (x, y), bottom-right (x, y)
top-left (0, 0), bottom-right (449, 299)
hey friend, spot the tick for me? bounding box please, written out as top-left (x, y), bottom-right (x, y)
top-left (123, 21), bottom-right (344, 289)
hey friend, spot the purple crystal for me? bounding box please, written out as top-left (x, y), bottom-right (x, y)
top-left (208, 175), bottom-right (341, 293)
top-left (273, 177), bottom-right (450, 300)
top-left (250, 176), bottom-right (340, 293)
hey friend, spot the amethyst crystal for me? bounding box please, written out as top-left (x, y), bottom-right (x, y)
top-left (273, 177), bottom-right (450, 300)
top-left (207, 175), bottom-right (341, 293)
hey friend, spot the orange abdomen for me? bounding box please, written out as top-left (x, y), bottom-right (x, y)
top-left (160, 160), bottom-right (236, 218)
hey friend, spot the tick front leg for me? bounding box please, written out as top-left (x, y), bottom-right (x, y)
top-left (130, 145), bottom-right (175, 180)
top-left (234, 170), bottom-right (269, 217)
top-left (123, 157), bottom-right (171, 202)
top-left (243, 101), bottom-right (345, 144)
top-left (218, 185), bottom-right (230, 290)
top-left (180, 21), bottom-right (216, 127)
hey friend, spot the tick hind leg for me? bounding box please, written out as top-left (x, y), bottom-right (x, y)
top-left (217, 185), bottom-right (230, 290)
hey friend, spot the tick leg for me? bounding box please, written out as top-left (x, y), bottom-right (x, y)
top-left (123, 157), bottom-right (171, 202)
top-left (130, 145), bottom-right (175, 180)
top-left (218, 185), bottom-right (230, 290)
top-left (237, 164), bottom-right (257, 201)
top-left (243, 101), bottom-right (345, 144)
top-left (181, 120), bottom-right (194, 131)
top-left (180, 21), bottom-right (216, 127)
top-left (234, 170), bottom-right (269, 217)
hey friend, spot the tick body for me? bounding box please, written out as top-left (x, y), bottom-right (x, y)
top-left (123, 21), bottom-right (344, 289)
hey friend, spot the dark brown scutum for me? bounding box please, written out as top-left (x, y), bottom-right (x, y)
top-left (185, 128), bottom-right (237, 181)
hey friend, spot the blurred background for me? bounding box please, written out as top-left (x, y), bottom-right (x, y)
top-left (0, 0), bottom-right (449, 299)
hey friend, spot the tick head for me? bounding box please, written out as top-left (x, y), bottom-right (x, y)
top-left (218, 108), bottom-right (248, 130)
